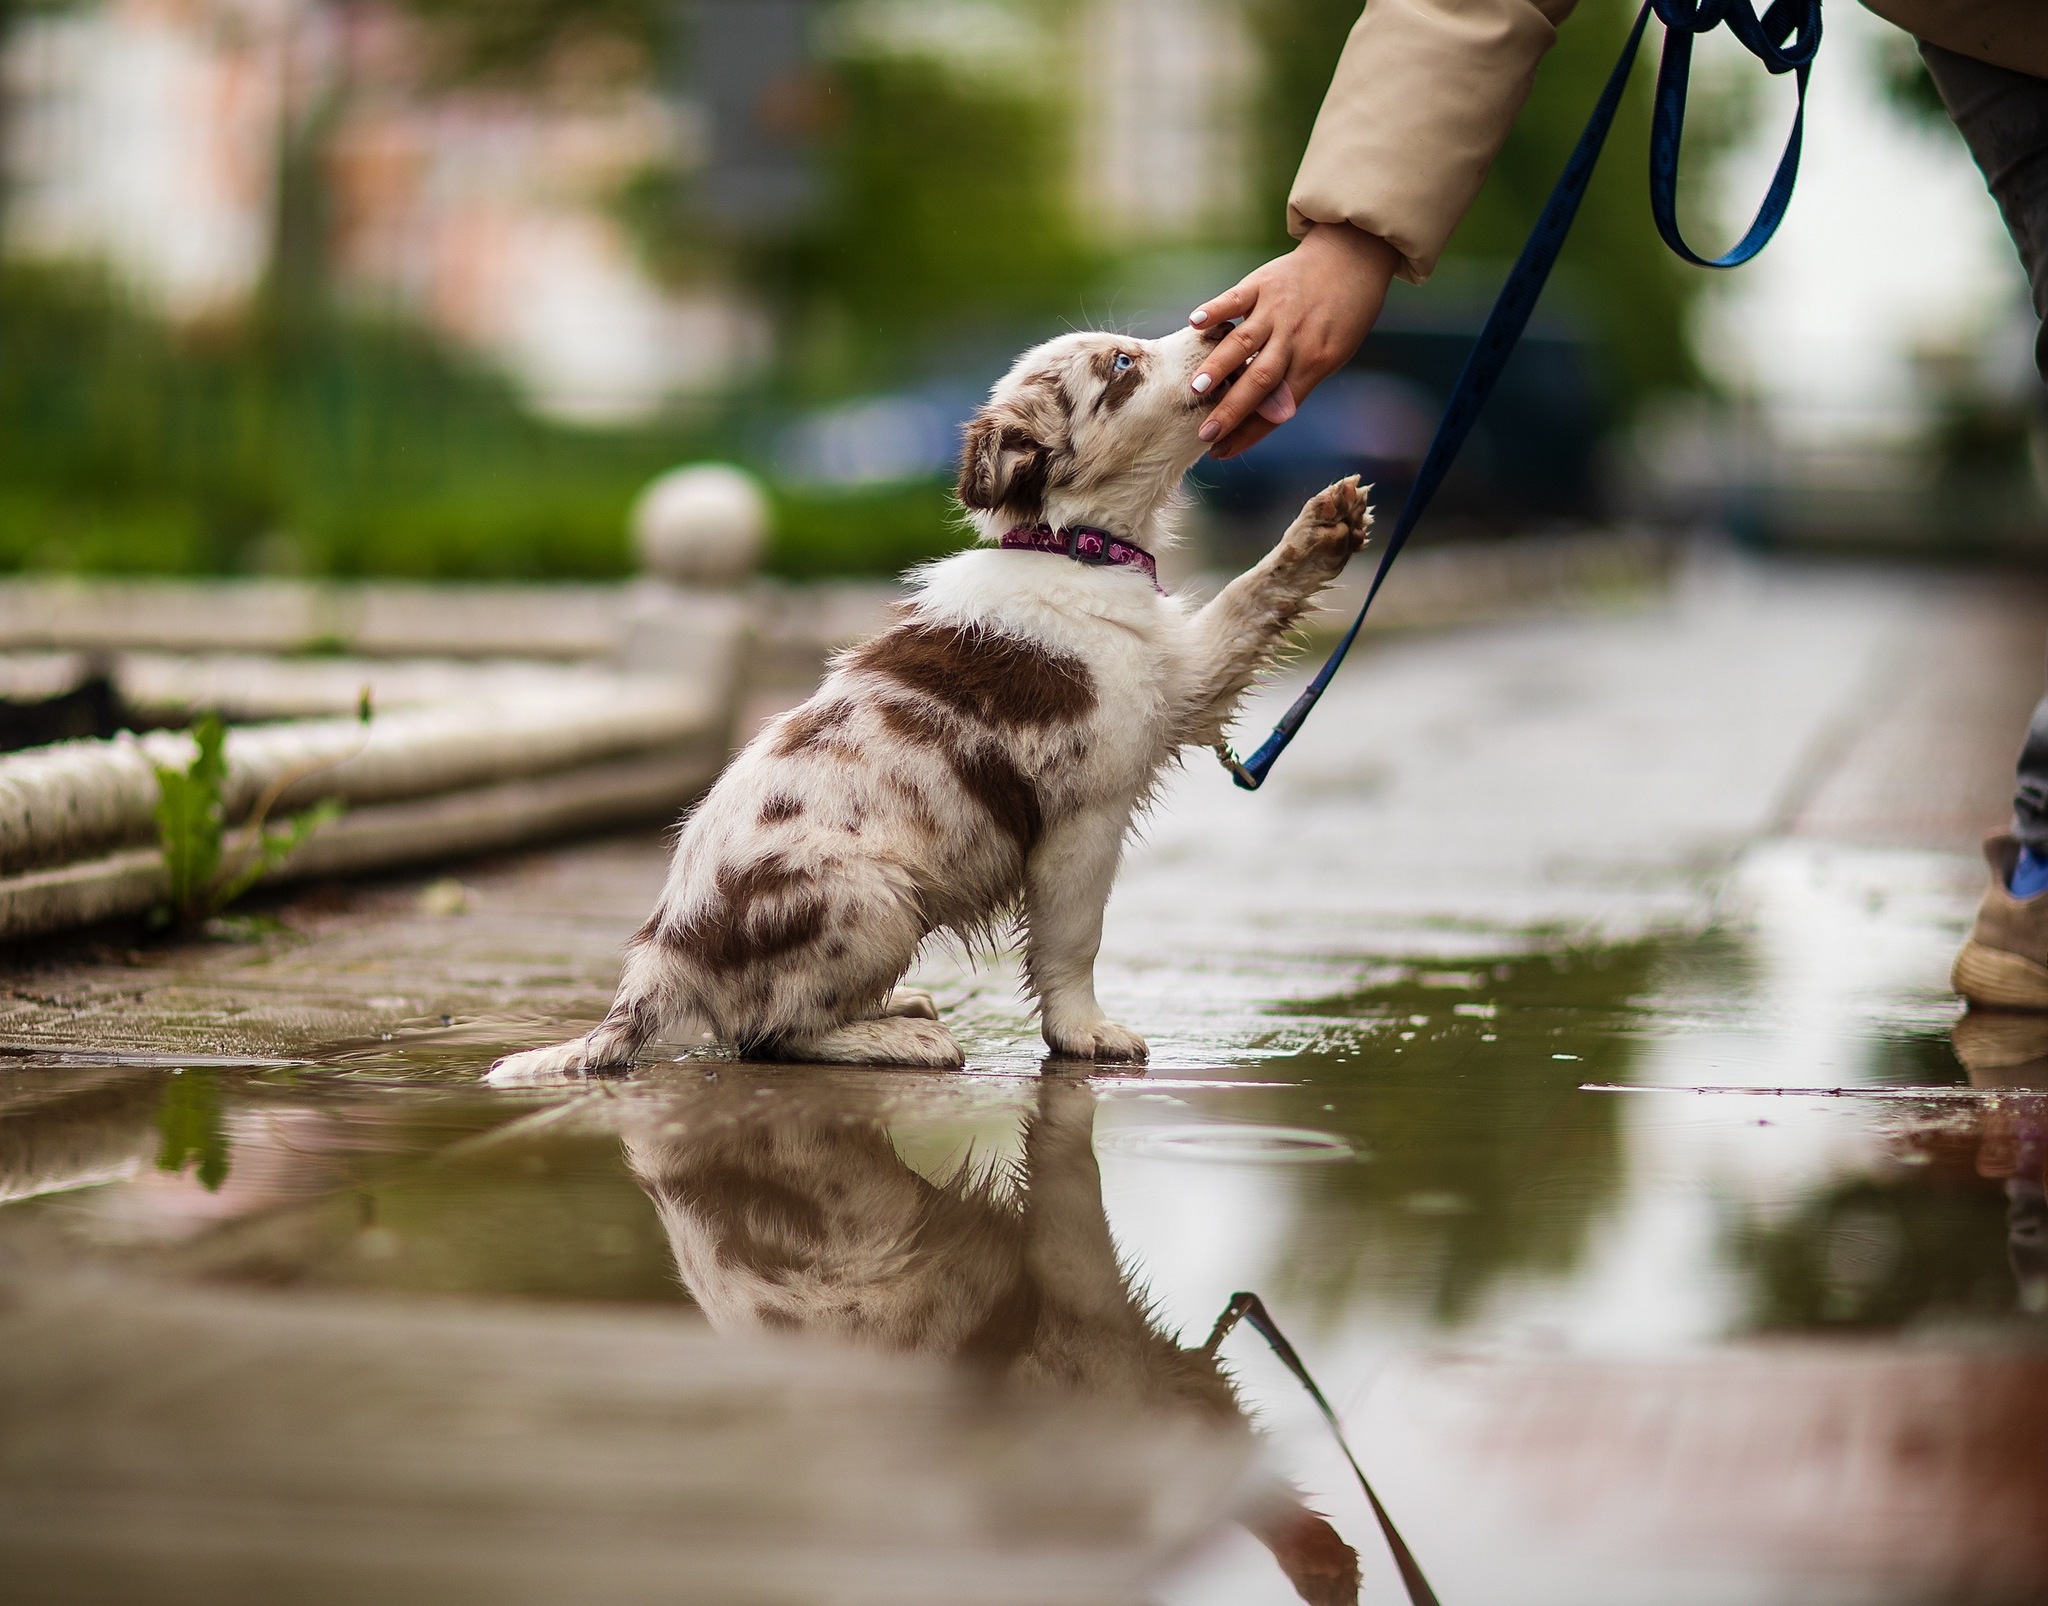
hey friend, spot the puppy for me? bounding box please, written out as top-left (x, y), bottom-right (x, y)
top-left (488, 324), bottom-right (1369, 1083)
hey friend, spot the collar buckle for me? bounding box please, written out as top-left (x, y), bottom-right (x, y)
top-left (1068, 526), bottom-right (1111, 565)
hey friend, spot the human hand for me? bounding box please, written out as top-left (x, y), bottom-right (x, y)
top-left (1188, 222), bottom-right (1401, 459)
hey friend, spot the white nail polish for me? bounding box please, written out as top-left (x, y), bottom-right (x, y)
top-left (1191, 373), bottom-right (1212, 394)
top-left (1188, 309), bottom-right (1208, 327)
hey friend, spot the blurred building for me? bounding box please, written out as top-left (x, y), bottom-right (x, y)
top-left (1, 0), bottom-right (768, 423)
top-left (3, 0), bottom-right (285, 317)
top-left (1073, 0), bottom-right (1252, 243)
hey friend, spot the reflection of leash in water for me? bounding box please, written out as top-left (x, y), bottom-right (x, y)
top-left (1205, 1291), bottom-right (1439, 1606)
top-left (1218, 0), bottom-right (1822, 792)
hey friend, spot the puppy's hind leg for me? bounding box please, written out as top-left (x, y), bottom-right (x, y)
top-left (485, 939), bottom-right (681, 1086)
top-left (762, 1016), bottom-right (964, 1068)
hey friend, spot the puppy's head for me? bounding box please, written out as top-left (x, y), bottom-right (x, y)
top-left (955, 325), bottom-right (1227, 547)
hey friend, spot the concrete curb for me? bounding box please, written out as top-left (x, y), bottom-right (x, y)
top-left (0, 679), bottom-right (723, 879)
top-left (0, 750), bottom-right (713, 941)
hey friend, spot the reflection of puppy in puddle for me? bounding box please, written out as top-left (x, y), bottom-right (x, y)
top-left (621, 1075), bottom-right (1363, 1606)
top-left (488, 324), bottom-right (1369, 1085)
top-left (1949, 1010), bottom-right (2048, 1310)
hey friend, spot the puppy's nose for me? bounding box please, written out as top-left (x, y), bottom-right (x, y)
top-left (1197, 321), bottom-right (1230, 345)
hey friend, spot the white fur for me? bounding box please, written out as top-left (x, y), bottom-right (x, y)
top-left (487, 326), bottom-right (1370, 1083)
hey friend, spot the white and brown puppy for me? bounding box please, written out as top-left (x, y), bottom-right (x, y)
top-left (487, 324), bottom-right (1369, 1083)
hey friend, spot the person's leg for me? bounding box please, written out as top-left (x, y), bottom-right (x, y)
top-left (1922, 47), bottom-right (2048, 915)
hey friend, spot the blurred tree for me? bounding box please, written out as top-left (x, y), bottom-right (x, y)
top-left (771, 48), bottom-right (1100, 396)
top-left (1249, 0), bottom-right (1743, 407)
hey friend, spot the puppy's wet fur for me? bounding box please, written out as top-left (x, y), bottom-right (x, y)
top-left (489, 325), bottom-right (1370, 1084)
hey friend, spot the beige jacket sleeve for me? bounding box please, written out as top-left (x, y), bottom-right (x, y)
top-left (1288, 0), bottom-right (1581, 284)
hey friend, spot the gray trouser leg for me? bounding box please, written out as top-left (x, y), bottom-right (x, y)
top-left (1921, 43), bottom-right (2048, 851)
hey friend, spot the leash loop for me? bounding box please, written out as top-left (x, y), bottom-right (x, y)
top-left (1221, 0), bottom-right (1820, 790)
top-left (1648, 0), bottom-right (1819, 268)
top-left (1207, 1291), bottom-right (1441, 1606)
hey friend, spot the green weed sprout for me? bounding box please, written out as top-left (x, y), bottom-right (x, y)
top-left (151, 693), bottom-right (370, 928)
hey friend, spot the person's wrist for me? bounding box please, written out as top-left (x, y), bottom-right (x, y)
top-left (1303, 221), bottom-right (1399, 280)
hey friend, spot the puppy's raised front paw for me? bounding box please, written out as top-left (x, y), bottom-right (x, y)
top-left (1043, 1018), bottom-right (1150, 1063)
top-left (1286, 475), bottom-right (1373, 569)
top-left (485, 1037), bottom-right (604, 1087)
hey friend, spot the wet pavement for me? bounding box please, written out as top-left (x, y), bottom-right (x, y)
top-left (4, 547), bottom-right (2048, 1604)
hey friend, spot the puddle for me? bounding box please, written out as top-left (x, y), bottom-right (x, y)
top-left (3, 863), bottom-right (2046, 1604)
top-left (1097, 1123), bottom-right (1359, 1163)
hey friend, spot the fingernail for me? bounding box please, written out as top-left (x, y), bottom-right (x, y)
top-left (1188, 309), bottom-right (1208, 327)
top-left (1257, 384), bottom-right (1296, 424)
top-left (1190, 372), bottom-right (1212, 394)
top-left (1198, 420), bottom-right (1220, 442)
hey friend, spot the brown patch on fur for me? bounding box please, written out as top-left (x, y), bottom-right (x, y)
top-left (853, 622), bottom-right (1095, 729)
top-left (1091, 346), bottom-right (1144, 413)
top-left (676, 854), bottom-right (830, 973)
top-left (956, 379), bottom-right (1068, 516)
top-left (876, 695), bottom-right (951, 746)
top-left (759, 794), bottom-right (804, 825)
top-left (948, 741), bottom-right (1041, 851)
top-left (773, 700), bottom-right (851, 756)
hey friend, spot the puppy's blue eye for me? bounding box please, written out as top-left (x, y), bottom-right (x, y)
top-left (1113, 353), bottom-right (1134, 372)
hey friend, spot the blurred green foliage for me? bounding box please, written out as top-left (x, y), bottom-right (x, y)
top-left (0, 266), bottom-right (657, 578)
top-left (770, 51), bottom-right (1100, 397)
top-left (1252, 0), bottom-right (1726, 402)
top-left (770, 481), bottom-right (969, 577)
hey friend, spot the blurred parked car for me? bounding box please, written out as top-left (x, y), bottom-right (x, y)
top-left (1194, 296), bottom-right (1609, 558)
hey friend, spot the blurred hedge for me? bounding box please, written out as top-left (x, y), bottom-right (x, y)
top-left (0, 268), bottom-right (973, 582)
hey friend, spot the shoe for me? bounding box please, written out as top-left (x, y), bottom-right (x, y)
top-left (1952, 834), bottom-right (2048, 1009)
top-left (1952, 1006), bottom-right (2048, 1089)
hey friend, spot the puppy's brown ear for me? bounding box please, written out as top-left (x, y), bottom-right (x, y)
top-left (957, 412), bottom-right (1051, 516)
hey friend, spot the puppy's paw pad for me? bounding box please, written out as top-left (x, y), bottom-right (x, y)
top-left (1046, 1020), bottom-right (1150, 1063)
top-left (485, 1040), bottom-right (592, 1086)
top-left (1299, 475), bottom-right (1373, 556)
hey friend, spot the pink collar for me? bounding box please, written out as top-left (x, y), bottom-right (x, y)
top-left (999, 524), bottom-right (1160, 589)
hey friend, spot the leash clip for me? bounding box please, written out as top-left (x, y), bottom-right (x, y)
top-left (1213, 742), bottom-right (1259, 790)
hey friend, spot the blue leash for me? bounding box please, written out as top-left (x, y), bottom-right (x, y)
top-left (1222, 0), bottom-right (1823, 791)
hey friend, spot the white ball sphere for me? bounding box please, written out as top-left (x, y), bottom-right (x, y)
top-left (630, 463), bottom-right (769, 585)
